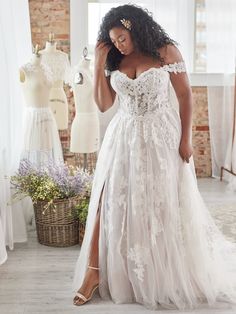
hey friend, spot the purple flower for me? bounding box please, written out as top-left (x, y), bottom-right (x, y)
top-left (12, 159), bottom-right (93, 200)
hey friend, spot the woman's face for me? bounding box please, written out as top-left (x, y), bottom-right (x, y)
top-left (109, 27), bottom-right (135, 56)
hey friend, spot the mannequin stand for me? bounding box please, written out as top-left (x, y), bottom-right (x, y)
top-left (73, 152), bottom-right (97, 174)
top-left (220, 167), bottom-right (236, 180)
top-left (83, 153), bottom-right (87, 171)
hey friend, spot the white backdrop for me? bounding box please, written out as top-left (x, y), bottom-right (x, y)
top-left (0, 0), bottom-right (32, 265)
top-left (206, 0), bottom-right (236, 179)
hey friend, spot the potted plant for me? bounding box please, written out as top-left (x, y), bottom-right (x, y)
top-left (11, 159), bottom-right (93, 247)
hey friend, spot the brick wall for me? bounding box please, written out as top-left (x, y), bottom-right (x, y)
top-left (192, 87), bottom-right (211, 177)
top-left (29, 0), bottom-right (70, 53)
top-left (28, 0), bottom-right (212, 177)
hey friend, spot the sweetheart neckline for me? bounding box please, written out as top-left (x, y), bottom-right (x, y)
top-left (113, 61), bottom-right (186, 81)
top-left (115, 66), bottom-right (167, 81)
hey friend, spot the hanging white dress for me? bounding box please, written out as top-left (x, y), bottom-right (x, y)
top-left (20, 62), bottom-right (63, 167)
top-left (41, 50), bottom-right (71, 130)
top-left (73, 62), bottom-right (236, 310)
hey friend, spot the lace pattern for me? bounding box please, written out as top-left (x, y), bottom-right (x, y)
top-left (162, 61), bottom-right (186, 73)
top-left (21, 105), bottom-right (63, 166)
top-left (73, 60), bottom-right (236, 311)
top-left (21, 62), bottom-right (53, 85)
top-left (111, 62), bottom-right (186, 117)
top-left (41, 52), bottom-right (71, 83)
top-left (127, 245), bottom-right (149, 282)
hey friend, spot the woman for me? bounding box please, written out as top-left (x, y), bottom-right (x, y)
top-left (73, 4), bottom-right (236, 310)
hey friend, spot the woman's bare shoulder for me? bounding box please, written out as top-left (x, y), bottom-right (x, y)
top-left (158, 44), bottom-right (183, 65)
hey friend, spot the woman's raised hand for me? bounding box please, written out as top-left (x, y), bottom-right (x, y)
top-left (94, 41), bottom-right (112, 69)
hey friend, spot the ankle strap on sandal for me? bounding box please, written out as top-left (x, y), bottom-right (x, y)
top-left (88, 265), bottom-right (100, 270)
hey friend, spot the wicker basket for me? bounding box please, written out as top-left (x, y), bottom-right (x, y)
top-left (78, 222), bottom-right (86, 245)
top-left (33, 196), bottom-right (81, 247)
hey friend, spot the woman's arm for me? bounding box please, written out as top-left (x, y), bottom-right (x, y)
top-left (94, 41), bottom-right (116, 112)
top-left (161, 45), bottom-right (193, 163)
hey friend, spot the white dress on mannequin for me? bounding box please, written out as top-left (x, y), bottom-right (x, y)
top-left (73, 62), bottom-right (236, 311)
top-left (69, 58), bottom-right (100, 153)
top-left (20, 54), bottom-right (63, 167)
top-left (40, 42), bottom-right (70, 130)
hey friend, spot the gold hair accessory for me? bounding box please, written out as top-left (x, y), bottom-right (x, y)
top-left (120, 18), bottom-right (132, 31)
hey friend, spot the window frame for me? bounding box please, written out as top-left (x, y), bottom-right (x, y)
top-left (70, 0), bottom-right (227, 86)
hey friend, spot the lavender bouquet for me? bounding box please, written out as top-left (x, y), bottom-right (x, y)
top-left (11, 159), bottom-right (93, 211)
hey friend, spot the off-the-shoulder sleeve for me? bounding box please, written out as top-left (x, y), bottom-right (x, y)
top-left (162, 61), bottom-right (186, 74)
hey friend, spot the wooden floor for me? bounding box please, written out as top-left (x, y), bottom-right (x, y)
top-left (1, 178), bottom-right (236, 314)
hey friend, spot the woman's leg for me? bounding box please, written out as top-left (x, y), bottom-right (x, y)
top-left (73, 186), bottom-right (104, 305)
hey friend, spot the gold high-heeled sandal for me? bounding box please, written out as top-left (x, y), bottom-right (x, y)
top-left (73, 265), bottom-right (99, 306)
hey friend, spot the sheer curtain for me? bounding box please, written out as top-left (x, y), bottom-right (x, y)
top-left (153, 0), bottom-right (195, 72)
top-left (0, 0), bottom-right (32, 265)
top-left (206, 0), bottom-right (236, 179)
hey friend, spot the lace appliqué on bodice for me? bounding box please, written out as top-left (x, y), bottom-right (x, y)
top-left (21, 62), bottom-right (53, 85)
top-left (41, 52), bottom-right (71, 83)
top-left (111, 61), bottom-right (186, 149)
top-left (111, 61), bottom-right (186, 117)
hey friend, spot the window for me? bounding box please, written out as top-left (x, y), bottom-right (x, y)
top-left (88, 1), bottom-right (153, 55)
top-left (88, 2), bottom-right (118, 51)
top-left (194, 0), bottom-right (206, 72)
top-left (71, 0), bottom-right (233, 75)
top-left (87, 0), bottom-right (196, 71)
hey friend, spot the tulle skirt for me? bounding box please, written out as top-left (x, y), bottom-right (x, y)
top-left (21, 106), bottom-right (63, 167)
top-left (73, 107), bottom-right (236, 310)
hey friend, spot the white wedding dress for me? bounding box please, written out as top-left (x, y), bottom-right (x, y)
top-left (20, 62), bottom-right (63, 167)
top-left (73, 61), bottom-right (236, 310)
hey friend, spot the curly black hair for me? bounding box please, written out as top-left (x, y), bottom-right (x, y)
top-left (97, 4), bottom-right (177, 71)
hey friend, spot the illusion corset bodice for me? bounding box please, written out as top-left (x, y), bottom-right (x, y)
top-left (111, 62), bottom-right (186, 118)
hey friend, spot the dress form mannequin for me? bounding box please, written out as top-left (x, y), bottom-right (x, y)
top-left (69, 48), bottom-right (100, 158)
top-left (40, 33), bottom-right (70, 130)
top-left (19, 44), bottom-right (63, 167)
